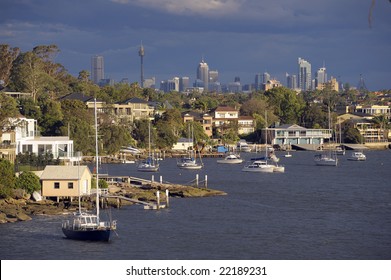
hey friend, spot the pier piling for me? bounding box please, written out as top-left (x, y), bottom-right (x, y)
top-left (166, 189), bottom-right (169, 208)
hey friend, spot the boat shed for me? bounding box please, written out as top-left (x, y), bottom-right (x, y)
top-left (40, 165), bottom-right (92, 201)
top-left (264, 124), bottom-right (331, 147)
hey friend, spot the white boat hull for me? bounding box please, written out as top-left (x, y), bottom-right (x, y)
top-left (347, 152), bottom-right (366, 161)
top-left (177, 163), bottom-right (203, 170)
top-left (242, 166), bottom-right (274, 173)
top-left (217, 159), bottom-right (243, 164)
top-left (273, 166), bottom-right (285, 173)
top-left (138, 164), bottom-right (159, 172)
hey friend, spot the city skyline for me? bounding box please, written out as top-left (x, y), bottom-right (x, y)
top-left (2, 0), bottom-right (391, 90)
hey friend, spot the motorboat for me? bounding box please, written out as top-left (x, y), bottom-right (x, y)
top-left (242, 160), bottom-right (274, 173)
top-left (120, 146), bottom-right (141, 155)
top-left (334, 145), bottom-right (345, 155)
top-left (217, 154), bottom-right (244, 164)
top-left (284, 150), bottom-right (292, 158)
top-left (236, 139), bottom-right (252, 152)
top-left (314, 153), bottom-right (338, 166)
top-left (347, 151), bottom-right (366, 161)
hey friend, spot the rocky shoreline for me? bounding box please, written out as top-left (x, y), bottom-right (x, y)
top-left (0, 182), bottom-right (227, 224)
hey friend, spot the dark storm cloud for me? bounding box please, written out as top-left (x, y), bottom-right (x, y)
top-left (1, 0), bottom-right (391, 89)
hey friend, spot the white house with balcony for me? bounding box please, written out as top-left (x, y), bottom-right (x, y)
top-left (3, 117), bottom-right (75, 163)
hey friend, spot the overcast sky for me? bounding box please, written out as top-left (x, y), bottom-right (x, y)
top-left (2, 0), bottom-right (391, 90)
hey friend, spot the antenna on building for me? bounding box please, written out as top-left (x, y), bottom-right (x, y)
top-left (138, 41), bottom-right (145, 88)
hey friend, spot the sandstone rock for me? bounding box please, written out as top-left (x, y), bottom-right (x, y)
top-left (16, 211), bottom-right (32, 221)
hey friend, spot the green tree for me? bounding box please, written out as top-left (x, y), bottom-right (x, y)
top-left (0, 93), bottom-right (18, 133)
top-left (11, 51), bottom-right (46, 101)
top-left (344, 127), bottom-right (362, 144)
top-left (159, 109), bottom-right (184, 138)
top-left (155, 119), bottom-right (178, 149)
top-left (18, 97), bottom-right (42, 120)
top-left (60, 99), bottom-right (95, 154)
top-left (0, 159), bottom-right (16, 198)
top-left (301, 103), bottom-right (327, 128)
top-left (16, 171), bottom-right (41, 194)
top-left (100, 123), bottom-right (134, 155)
top-left (132, 119), bottom-right (157, 149)
top-left (0, 44), bottom-right (20, 87)
top-left (38, 94), bottom-right (63, 135)
top-left (265, 87), bottom-right (305, 125)
top-left (77, 70), bottom-right (90, 82)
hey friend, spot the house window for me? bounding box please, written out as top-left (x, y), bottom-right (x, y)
top-left (68, 182), bottom-right (74, 189)
top-left (54, 182), bottom-right (60, 189)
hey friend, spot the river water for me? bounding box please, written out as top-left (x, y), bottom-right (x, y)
top-left (1, 150), bottom-right (390, 260)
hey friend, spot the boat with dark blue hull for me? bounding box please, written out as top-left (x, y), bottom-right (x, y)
top-left (62, 99), bottom-right (117, 242)
top-left (62, 212), bottom-right (115, 241)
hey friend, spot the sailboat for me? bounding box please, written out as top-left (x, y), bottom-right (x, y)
top-left (242, 112), bottom-right (275, 173)
top-left (314, 106), bottom-right (338, 166)
top-left (177, 124), bottom-right (203, 170)
top-left (138, 121), bottom-right (159, 172)
top-left (62, 99), bottom-right (117, 242)
top-left (334, 122), bottom-right (345, 155)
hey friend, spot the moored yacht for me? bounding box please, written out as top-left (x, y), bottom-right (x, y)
top-left (347, 151), bottom-right (366, 161)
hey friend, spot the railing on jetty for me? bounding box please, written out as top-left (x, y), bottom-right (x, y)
top-left (102, 190), bottom-right (170, 210)
top-left (99, 174), bottom-right (208, 188)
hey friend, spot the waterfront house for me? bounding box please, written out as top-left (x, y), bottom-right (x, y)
top-left (40, 165), bottom-right (92, 202)
top-left (238, 116), bottom-right (255, 135)
top-left (212, 106), bottom-right (239, 135)
top-left (1, 117), bottom-right (75, 164)
top-left (264, 124), bottom-right (331, 149)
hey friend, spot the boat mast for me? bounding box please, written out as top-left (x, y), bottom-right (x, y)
top-left (94, 98), bottom-right (100, 221)
top-left (77, 151), bottom-right (81, 215)
top-left (148, 121), bottom-right (151, 159)
top-left (265, 111), bottom-right (268, 158)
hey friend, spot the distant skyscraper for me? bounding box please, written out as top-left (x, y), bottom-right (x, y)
top-left (91, 55), bottom-right (104, 84)
top-left (286, 73), bottom-right (297, 90)
top-left (263, 72), bottom-right (270, 83)
top-left (143, 77), bottom-right (156, 89)
top-left (139, 43), bottom-right (145, 88)
top-left (234, 76), bottom-right (241, 83)
top-left (298, 57), bottom-right (312, 91)
top-left (209, 70), bottom-right (219, 83)
top-left (179, 77), bottom-right (190, 92)
top-left (255, 73), bottom-right (262, 90)
top-left (315, 67), bottom-right (327, 89)
top-left (197, 58), bottom-right (209, 92)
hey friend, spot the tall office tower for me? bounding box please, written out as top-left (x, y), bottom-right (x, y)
top-left (197, 58), bottom-right (209, 92)
top-left (139, 43), bottom-right (145, 88)
top-left (91, 55), bottom-right (104, 84)
top-left (298, 57), bottom-right (312, 91)
top-left (255, 73), bottom-right (262, 90)
top-left (286, 73), bottom-right (297, 90)
top-left (234, 76), bottom-right (241, 83)
top-left (209, 70), bottom-right (219, 83)
top-left (263, 72), bottom-right (270, 83)
top-left (179, 77), bottom-right (190, 92)
top-left (315, 67), bottom-right (327, 89)
top-left (143, 77), bottom-right (156, 89)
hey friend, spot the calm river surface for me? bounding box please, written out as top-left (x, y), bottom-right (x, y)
top-left (1, 150), bottom-right (390, 260)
